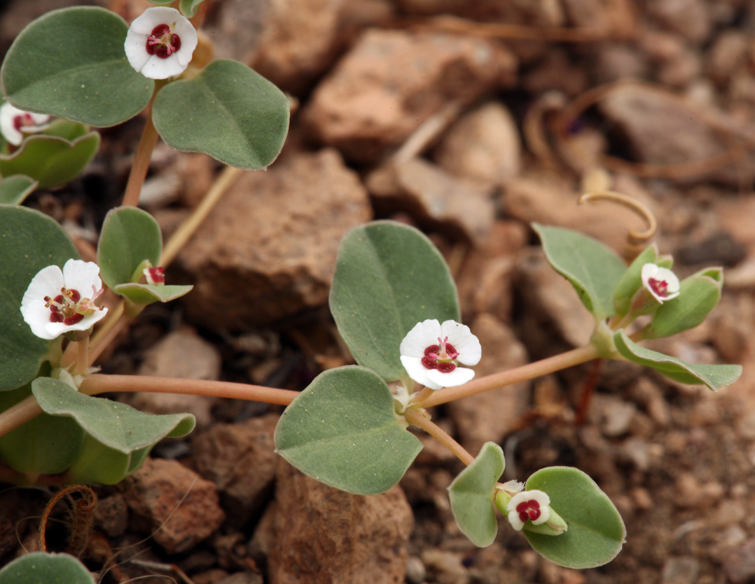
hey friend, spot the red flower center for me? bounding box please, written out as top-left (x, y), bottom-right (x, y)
top-left (145, 266), bottom-right (165, 284)
top-left (45, 287), bottom-right (85, 325)
top-left (146, 24), bottom-right (181, 59)
top-left (421, 336), bottom-right (459, 372)
top-left (516, 499), bottom-right (541, 523)
top-left (13, 113), bottom-right (40, 132)
top-left (648, 277), bottom-right (669, 298)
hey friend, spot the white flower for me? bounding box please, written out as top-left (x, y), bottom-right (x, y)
top-left (0, 103), bottom-right (51, 146)
top-left (143, 266), bottom-right (165, 285)
top-left (400, 319), bottom-right (481, 390)
top-left (506, 490), bottom-right (551, 531)
top-left (21, 259), bottom-right (108, 340)
top-left (124, 7), bottom-right (198, 80)
top-left (641, 263), bottom-right (680, 304)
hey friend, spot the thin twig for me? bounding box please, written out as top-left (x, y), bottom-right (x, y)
top-left (404, 408), bottom-right (474, 466)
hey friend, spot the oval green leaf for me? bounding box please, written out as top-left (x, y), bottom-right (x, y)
top-left (524, 466), bottom-right (626, 569)
top-left (613, 330), bottom-right (742, 390)
top-left (0, 206), bottom-right (78, 391)
top-left (329, 221), bottom-right (460, 382)
top-left (643, 275), bottom-right (721, 339)
top-left (97, 206), bottom-right (162, 290)
top-left (66, 434), bottom-right (144, 485)
top-left (0, 382), bottom-right (85, 477)
top-left (32, 377), bottom-right (195, 453)
top-left (0, 132), bottom-right (99, 189)
top-left (0, 552), bottom-right (95, 584)
top-left (1, 7), bottom-right (154, 126)
top-left (114, 283), bottom-right (193, 306)
top-left (180, 0), bottom-right (205, 17)
top-left (152, 59), bottom-right (290, 169)
top-left (448, 442), bottom-right (505, 547)
top-left (275, 366), bottom-right (423, 495)
top-left (0, 175), bottom-right (36, 204)
top-left (533, 223), bottom-right (626, 321)
top-left (612, 244), bottom-right (657, 318)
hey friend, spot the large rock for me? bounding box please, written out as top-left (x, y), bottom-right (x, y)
top-left (447, 314), bottom-right (530, 454)
top-left (303, 29), bottom-right (517, 162)
top-left (433, 102), bottom-right (522, 189)
top-left (191, 414), bottom-right (279, 527)
top-left (259, 462), bottom-right (413, 584)
top-left (121, 458), bottom-right (226, 554)
top-left (176, 150), bottom-right (372, 330)
top-left (366, 158), bottom-right (495, 244)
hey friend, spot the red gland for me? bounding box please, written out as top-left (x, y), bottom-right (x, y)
top-left (421, 342), bottom-right (458, 372)
top-left (648, 278), bottom-right (669, 298)
top-left (63, 313), bottom-right (84, 326)
top-left (516, 500), bottom-right (541, 523)
top-left (146, 24), bottom-right (181, 59)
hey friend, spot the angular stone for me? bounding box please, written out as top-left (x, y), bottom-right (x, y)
top-left (724, 537), bottom-right (755, 584)
top-left (121, 458), bottom-right (226, 554)
top-left (434, 102), bottom-right (521, 188)
top-left (303, 29), bottom-right (516, 162)
top-left (176, 150), bottom-right (371, 330)
top-left (367, 158), bottom-right (494, 244)
top-left (191, 414), bottom-right (279, 527)
top-left (447, 314), bottom-right (530, 454)
top-left (264, 461), bottom-right (413, 584)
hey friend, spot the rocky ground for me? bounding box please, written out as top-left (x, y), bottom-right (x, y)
top-left (1, 0), bottom-right (755, 583)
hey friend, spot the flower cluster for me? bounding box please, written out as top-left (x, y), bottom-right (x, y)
top-left (400, 319), bottom-right (481, 390)
top-left (21, 259), bottom-right (107, 340)
top-left (0, 102), bottom-right (50, 146)
top-left (125, 7), bottom-right (198, 80)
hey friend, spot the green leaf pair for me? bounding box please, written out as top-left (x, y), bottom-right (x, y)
top-left (0, 117), bottom-right (99, 189)
top-left (447, 442), bottom-right (626, 569)
top-left (2, 7), bottom-right (290, 171)
top-left (98, 206), bottom-right (192, 306)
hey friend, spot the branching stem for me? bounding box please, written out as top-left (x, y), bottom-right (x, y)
top-left (404, 408), bottom-right (474, 466)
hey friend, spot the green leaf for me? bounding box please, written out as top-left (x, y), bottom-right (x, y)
top-left (0, 552), bottom-right (95, 584)
top-left (532, 224), bottom-right (626, 321)
top-left (114, 283), bottom-right (193, 305)
top-left (524, 467), bottom-right (626, 569)
top-left (329, 221), bottom-right (460, 382)
top-left (448, 442), bottom-right (505, 547)
top-left (0, 175), bottom-right (36, 204)
top-left (148, 0), bottom-right (175, 4)
top-left (97, 207), bottom-right (162, 290)
top-left (32, 377), bottom-right (195, 453)
top-left (612, 244), bottom-right (657, 318)
top-left (0, 132), bottom-right (99, 189)
top-left (614, 330), bottom-right (742, 390)
top-left (1, 6), bottom-right (154, 127)
top-left (0, 206), bottom-right (78, 391)
top-left (180, 0), bottom-right (205, 17)
top-left (275, 366), bottom-right (423, 495)
top-left (66, 434), bottom-right (134, 485)
top-left (0, 382), bottom-right (85, 476)
top-left (152, 59), bottom-right (290, 169)
top-left (41, 119), bottom-right (90, 141)
top-left (643, 275), bottom-right (721, 339)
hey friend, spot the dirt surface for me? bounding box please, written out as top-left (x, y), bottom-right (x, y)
top-left (2, 0), bottom-right (755, 583)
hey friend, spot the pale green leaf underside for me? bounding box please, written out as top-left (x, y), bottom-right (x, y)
top-left (275, 366), bottom-right (423, 495)
top-left (524, 466), bottom-right (626, 569)
top-left (448, 442), bottom-right (505, 547)
top-left (152, 59), bottom-right (290, 169)
top-left (0, 552), bottom-right (95, 584)
top-left (0, 175), bottom-right (37, 204)
top-left (114, 283), bottom-right (193, 305)
top-left (0, 132), bottom-right (99, 189)
top-left (1, 7), bottom-right (153, 126)
top-left (0, 206), bottom-right (78, 391)
top-left (97, 206), bottom-right (162, 290)
top-left (32, 378), bottom-right (195, 453)
top-left (180, 0), bottom-right (205, 17)
top-left (329, 221), bottom-right (460, 382)
top-left (533, 223), bottom-right (626, 321)
top-left (613, 330), bottom-right (742, 390)
top-left (613, 244), bottom-right (657, 317)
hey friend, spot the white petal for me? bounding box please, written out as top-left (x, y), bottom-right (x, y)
top-left (61, 309), bottom-right (108, 335)
top-left (400, 319), bottom-right (442, 358)
top-left (141, 54), bottom-right (187, 79)
top-left (173, 17), bottom-right (198, 66)
top-left (507, 512), bottom-right (525, 531)
top-left (62, 259), bottom-right (102, 292)
top-left (426, 365), bottom-right (475, 389)
top-left (129, 7), bottom-right (182, 35)
top-left (20, 265), bottom-right (66, 339)
top-left (124, 31), bottom-right (150, 72)
top-left (440, 320), bottom-right (481, 365)
top-left (0, 103), bottom-right (24, 145)
top-left (400, 356), bottom-right (441, 390)
top-left (501, 480), bottom-right (524, 494)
